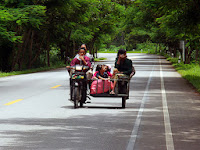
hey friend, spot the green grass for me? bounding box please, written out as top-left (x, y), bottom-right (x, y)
top-left (97, 50), bottom-right (148, 53)
top-left (0, 63), bottom-right (66, 77)
top-left (0, 57), bottom-right (110, 77)
top-left (167, 57), bottom-right (200, 92)
top-left (0, 57), bottom-right (108, 77)
top-left (94, 57), bottom-right (107, 61)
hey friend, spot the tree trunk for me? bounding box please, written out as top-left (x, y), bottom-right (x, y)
top-left (11, 26), bottom-right (20, 71)
top-left (65, 31), bottom-right (72, 63)
top-left (73, 39), bottom-right (76, 57)
top-left (95, 46), bottom-right (98, 58)
top-left (30, 37), bottom-right (45, 67)
top-left (90, 34), bottom-right (98, 54)
top-left (60, 46), bottom-right (64, 61)
top-left (174, 47), bottom-right (177, 57)
top-left (28, 30), bottom-right (34, 69)
top-left (11, 31), bottom-right (28, 71)
top-left (0, 42), bottom-right (13, 72)
top-left (155, 44), bottom-right (158, 53)
top-left (186, 47), bottom-right (193, 64)
top-left (19, 29), bottom-right (32, 70)
top-left (47, 36), bottom-right (50, 67)
top-left (169, 46), bottom-right (172, 55)
top-left (65, 44), bottom-right (69, 64)
top-left (11, 43), bottom-right (17, 71)
top-left (195, 49), bottom-right (199, 62)
top-left (184, 47), bottom-right (188, 64)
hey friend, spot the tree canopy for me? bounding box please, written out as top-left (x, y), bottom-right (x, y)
top-left (124, 0), bottom-right (200, 62)
top-left (0, 0), bottom-right (199, 71)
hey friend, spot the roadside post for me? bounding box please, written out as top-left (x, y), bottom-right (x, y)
top-left (180, 40), bottom-right (185, 63)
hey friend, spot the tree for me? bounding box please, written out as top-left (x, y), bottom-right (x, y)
top-left (0, 1), bottom-right (46, 71)
top-left (123, 0), bottom-right (200, 63)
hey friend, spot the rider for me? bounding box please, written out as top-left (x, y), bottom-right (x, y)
top-left (66, 47), bottom-right (91, 74)
top-left (67, 47), bottom-right (91, 102)
top-left (79, 44), bottom-right (94, 79)
top-left (70, 47), bottom-right (91, 67)
top-left (110, 49), bottom-right (132, 94)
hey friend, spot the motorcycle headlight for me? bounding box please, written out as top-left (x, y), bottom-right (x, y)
top-left (76, 66), bottom-right (83, 71)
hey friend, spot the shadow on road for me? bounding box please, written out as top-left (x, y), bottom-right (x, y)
top-left (0, 111), bottom-right (139, 150)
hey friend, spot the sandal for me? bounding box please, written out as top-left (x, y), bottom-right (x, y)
top-left (110, 90), bottom-right (115, 95)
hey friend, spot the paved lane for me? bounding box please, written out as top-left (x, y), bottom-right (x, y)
top-left (0, 53), bottom-right (199, 150)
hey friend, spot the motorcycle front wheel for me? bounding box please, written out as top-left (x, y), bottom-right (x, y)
top-left (73, 84), bottom-right (80, 109)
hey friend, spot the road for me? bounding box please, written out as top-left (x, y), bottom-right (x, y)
top-left (0, 53), bottom-right (200, 150)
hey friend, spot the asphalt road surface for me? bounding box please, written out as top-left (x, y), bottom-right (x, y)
top-left (0, 53), bottom-right (200, 150)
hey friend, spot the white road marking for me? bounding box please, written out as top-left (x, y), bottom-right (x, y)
top-left (159, 58), bottom-right (175, 150)
top-left (126, 66), bottom-right (155, 150)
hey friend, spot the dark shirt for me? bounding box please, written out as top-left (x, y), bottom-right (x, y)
top-left (115, 58), bottom-right (132, 75)
top-left (96, 71), bottom-right (108, 78)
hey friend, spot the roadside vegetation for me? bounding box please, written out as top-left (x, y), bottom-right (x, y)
top-left (94, 57), bottom-right (107, 61)
top-left (0, 58), bottom-right (107, 77)
top-left (0, 0), bottom-right (200, 91)
top-left (166, 57), bottom-right (200, 92)
top-left (1, 0), bottom-right (200, 73)
top-left (134, 42), bottom-right (200, 93)
top-left (0, 62), bottom-right (66, 77)
top-left (98, 45), bottom-right (148, 53)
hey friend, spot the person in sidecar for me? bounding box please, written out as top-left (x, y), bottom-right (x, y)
top-left (92, 64), bottom-right (110, 80)
top-left (90, 64), bottom-right (114, 94)
top-left (92, 64), bottom-right (112, 80)
top-left (110, 49), bottom-right (133, 94)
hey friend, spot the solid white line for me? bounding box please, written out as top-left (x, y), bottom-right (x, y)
top-left (159, 58), bottom-right (175, 150)
top-left (126, 66), bottom-right (155, 150)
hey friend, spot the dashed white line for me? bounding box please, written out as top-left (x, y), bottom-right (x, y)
top-left (126, 66), bottom-right (155, 150)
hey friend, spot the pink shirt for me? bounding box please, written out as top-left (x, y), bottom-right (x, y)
top-left (70, 56), bottom-right (91, 68)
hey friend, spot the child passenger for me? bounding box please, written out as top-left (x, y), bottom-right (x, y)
top-left (92, 64), bottom-right (110, 80)
top-left (90, 64), bottom-right (113, 94)
top-left (93, 64), bottom-right (112, 79)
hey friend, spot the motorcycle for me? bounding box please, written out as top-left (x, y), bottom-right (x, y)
top-left (68, 65), bottom-right (89, 108)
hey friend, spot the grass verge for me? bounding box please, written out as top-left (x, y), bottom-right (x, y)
top-left (167, 57), bottom-right (200, 92)
top-left (0, 63), bottom-right (66, 77)
top-left (94, 57), bottom-right (107, 61)
top-left (97, 50), bottom-right (148, 53)
top-left (0, 58), bottom-right (107, 77)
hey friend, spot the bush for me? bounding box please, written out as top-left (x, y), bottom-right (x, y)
top-left (136, 42), bottom-right (157, 53)
top-left (135, 42), bottom-right (166, 54)
top-left (98, 45), bottom-right (126, 52)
